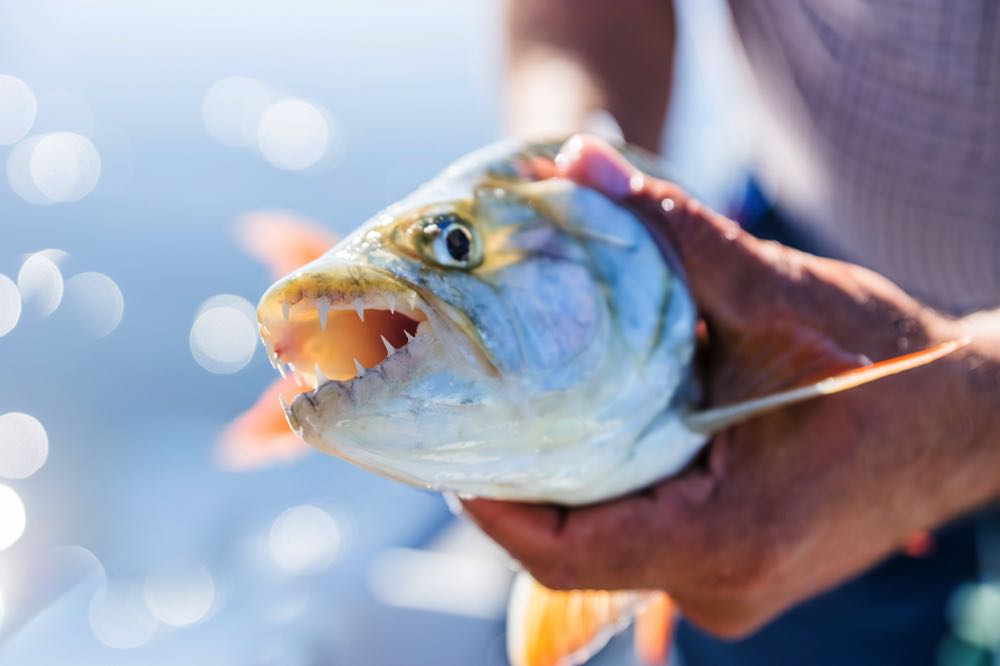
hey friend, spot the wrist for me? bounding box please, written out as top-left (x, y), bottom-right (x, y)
top-left (943, 311), bottom-right (1000, 503)
top-left (875, 309), bottom-right (1000, 536)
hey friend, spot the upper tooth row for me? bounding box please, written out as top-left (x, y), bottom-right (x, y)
top-left (272, 291), bottom-right (421, 328)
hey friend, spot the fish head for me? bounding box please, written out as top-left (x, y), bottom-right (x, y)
top-left (257, 141), bottom-right (698, 499)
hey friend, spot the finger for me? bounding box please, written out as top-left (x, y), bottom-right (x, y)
top-left (553, 470), bottom-right (719, 587)
top-left (555, 134), bottom-right (790, 328)
top-left (463, 496), bottom-right (640, 589)
top-left (463, 496), bottom-right (671, 590)
top-left (461, 498), bottom-right (564, 564)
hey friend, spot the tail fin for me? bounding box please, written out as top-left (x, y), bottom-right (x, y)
top-left (633, 594), bottom-right (675, 666)
top-left (507, 572), bottom-right (673, 666)
top-left (684, 338), bottom-right (969, 434)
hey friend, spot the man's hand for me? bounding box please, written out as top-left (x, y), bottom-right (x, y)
top-left (463, 136), bottom-right (1000, 637)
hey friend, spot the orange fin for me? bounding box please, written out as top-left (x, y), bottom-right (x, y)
top-left (633, 593), bottom-right (675, 666)
top-left (684, 338), bottom-right (970, 433)
top-left (506, 572), bottom-right (659, 666)
top-left (235, 210), bottom-right (337, 278)
top-left (216, 377), bottom-right (312, 470)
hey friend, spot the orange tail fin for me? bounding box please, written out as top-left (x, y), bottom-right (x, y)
top-left (506, 572), bottom-right (673, 666)
top-left (634, 594), bottom-right (675, 665)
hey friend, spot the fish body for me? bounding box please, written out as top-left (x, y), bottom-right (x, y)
top-left (251, 139), bottom-right (964, 666)
top-left (258, 140), bottom-right (706, 505)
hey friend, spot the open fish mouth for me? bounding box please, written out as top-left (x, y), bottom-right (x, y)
top-left (257, 265), bottom-right (442, 406)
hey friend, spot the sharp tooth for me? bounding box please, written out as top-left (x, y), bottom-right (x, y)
top-left (314, 362), bottom-right (328, 385)
top-left (353, 357), bottom-right (366, 377)
top-left (316, 296), bottom-right (330, 333)
top-left (407, 292), bottom-right (418, 310)
top-left (404, 330), bottom-right (416, 343)
top-left (282, 301), bottom-right (291, 321)
top-left (384, 292), bottom-right (396, 314)
top-left (353, 298), bottom-right (366, 322)
top-left (381, 335), bottom-right (395, 356)
top-left (279, 394), bottom-right (290, 412)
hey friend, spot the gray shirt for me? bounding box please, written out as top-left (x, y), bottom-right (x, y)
top-left (729, 0), bottom-right (1000, 314)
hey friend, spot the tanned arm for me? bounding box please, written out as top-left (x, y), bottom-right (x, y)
top-left (504, 0), bottom-right (676, 151)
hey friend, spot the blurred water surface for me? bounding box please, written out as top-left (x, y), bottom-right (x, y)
top-left (0, 1), bottom-right (747, 664)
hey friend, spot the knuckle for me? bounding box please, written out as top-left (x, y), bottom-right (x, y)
top-left (697, 523), bottom-right (792, 599)
top-left (531, 561), bottom-right (582, 591)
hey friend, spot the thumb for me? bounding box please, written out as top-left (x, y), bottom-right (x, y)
top-left (554, 134), bottom-right (779, 328)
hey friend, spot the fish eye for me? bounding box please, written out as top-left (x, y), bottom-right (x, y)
top-left (421, 213), bottom-right (482, 269)
top-left (445, 225), bottom-right (472, 262)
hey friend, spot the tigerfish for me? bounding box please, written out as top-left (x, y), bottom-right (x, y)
top-left (244, 139), bottom-right (963, 666)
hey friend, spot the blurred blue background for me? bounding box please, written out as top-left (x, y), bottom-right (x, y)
top-left (0, 1), bottom-right (753, 664)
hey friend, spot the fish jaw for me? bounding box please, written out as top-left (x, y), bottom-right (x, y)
top-left (256, 257), bottom-right (499, 465)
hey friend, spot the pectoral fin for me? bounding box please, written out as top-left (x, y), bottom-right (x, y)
top-left (684, 338), bottom-right (969, 434)
top-left (235, 211), bottom-right (336, 278)
top-left (216, 376), bottom-right (312, 470)
top-left (506, 572), bottom-right (670, 666)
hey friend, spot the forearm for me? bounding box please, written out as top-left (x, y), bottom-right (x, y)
top-left (504, 0), bottom-right (675, 151)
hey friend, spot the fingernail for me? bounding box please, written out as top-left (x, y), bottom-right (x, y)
top-left (555, 134), bottom-right (635, 199)
top-left (554, 134), bottom-right (585, 170)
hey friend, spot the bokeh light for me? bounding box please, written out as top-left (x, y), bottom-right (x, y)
top-left (143, 562), bottom-right (216, 627)
top-left (0, 274), bottom-right (21, 337)
top-left (0, 484), bottom-right (27, 551)
top-left (28, 132), bottom-right (102, 203)
top-left (190, 294), bottom-right (258, 374)
top-left (267, 504), bottom-right (341, 575)
top-left (6, 136), bottom-right (50, 205)
top-left (34, 248), bottom-right (70, 267)
top-left (17, 253), bottom-right (63, 317)
top-left (948, 582), bottom-right (1000, 649)
top-left (33, 90), bottom-right (96, 136)
top-left (62, 272), bottom-right (124, 338)
top-left (7, 132), bottom-right (102, 205)
top-left (367, 547), bottom-right (511, 619)
top-left (0, 75), bottom-right (36, 145)
top-left (256, 98), bottom-right (330, 171)
top-left (202, 77), bottom-right (272, 148)
top-left (88, 579), bottom-right (158, 650)
top-left (0, 412), bottom-right (49, 479)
